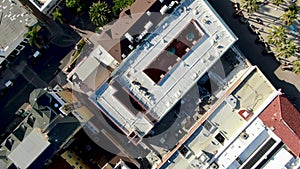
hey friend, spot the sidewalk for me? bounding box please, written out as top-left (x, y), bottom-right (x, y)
top-left (233, 0), bottom-right (300, 58)
top-left (231, 0), bottom-right (300, 88)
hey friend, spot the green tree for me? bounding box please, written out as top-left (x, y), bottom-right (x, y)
top-left (293, 61), bottom-right (300, 75)
top-left (267, 25), bottom-right (287, 45)
top-left (281, 9), bottom-right (298, 26)
top-left (241, 0), bottom-right (259, 14)
top-left (24, 25), bottom-right (42, 48)
top-left (274, 39), bottom-right (297, 59)
top-left (65, 0), bottom-right (84, 12)
top-left (270, 0), bottom-right (284, 6)
top-left (288, 5), bottom-right (300, 13)
top-left (89, 1), bottom-right (111, 27)
top-left (283, 39), bottom-right (297, 58)
top-left (112, 0), bottom-right (135, 13)
top-left (52, 8), bottom-right (63, 24)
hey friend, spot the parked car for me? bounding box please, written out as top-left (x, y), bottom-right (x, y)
top-left (33, 50), bottom-right (41, 58)
top-left (5, 80), bottom-right (13, 88)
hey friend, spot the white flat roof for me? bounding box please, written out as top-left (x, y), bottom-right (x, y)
top-left (29, 0), bottom-right (59, 14)
top-left (8, 128), bottom-right (50, 169)
top-left (261, 147), bottom-right (294, 169)
top-left (93, 0), bottom-right (237, 136)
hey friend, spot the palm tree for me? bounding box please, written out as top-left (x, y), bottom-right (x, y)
top-left (24, 25), bottom-right (42, 48)
top-left (267, 25), bottom-right (287, 45)
top-left (274, 39), bottom-right (297, 58)
top-left (283, 39), bottom-right (297, 58)
top-left (270, 0), bottom-right (284, 7)
top-left (52, 8), bottom-right (63, 24)
top-left (89, 1), bottom-right (111, 27)
top-left (65, 0), bottom-right (85, 12)
top-left (241, 0), bottom-right (259, 14)
top-left (281, 9), bottom-right (298, 26)
top-left (112, 0), bottom-right (135, 14)
top-left (293, 61), bottom-right (300, 75)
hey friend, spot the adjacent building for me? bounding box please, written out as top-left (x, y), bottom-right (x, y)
top-left (102, 159), bottom-right (131, 169)
top-left (0, 85), bottom-right (93, 169)
top-left (28, 0), bottom-right (62, 16)
top-left (0, 0), bottom-right (37, 65)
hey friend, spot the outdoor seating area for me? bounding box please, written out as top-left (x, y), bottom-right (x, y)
top-left (143, 19), bottom-right (204, 84)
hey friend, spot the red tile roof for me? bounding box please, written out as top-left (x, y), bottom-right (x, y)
top-left (259, 95), bottom-right (300, 157)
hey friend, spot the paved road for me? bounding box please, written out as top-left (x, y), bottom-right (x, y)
top-left (208, 0), bottom-right (300, 111)
top-left (0, 43), bottom-right (74, 135)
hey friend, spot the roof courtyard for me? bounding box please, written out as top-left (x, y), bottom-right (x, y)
top-left (143, 19), bottom-right (204, 84)
top-left (91, 0), bottom-right (237, 142)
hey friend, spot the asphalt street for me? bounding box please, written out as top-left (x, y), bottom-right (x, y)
top-left (208, 0), bottom-right (300, 111)
top-left (0, 43), bottom-right (73, 136)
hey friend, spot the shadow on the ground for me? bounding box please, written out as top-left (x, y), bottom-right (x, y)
top-left (60, 0), bottom-right (98, 32)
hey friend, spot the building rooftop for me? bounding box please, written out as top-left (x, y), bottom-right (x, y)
top-left (259, 95), bottom-right (300, 157)
top-left (0, 0), bottom-right (37, 59)
top-left (7, 128), bottom-right (50, 169)
top-left (97, 0), bottom-right (176, 63)
top-left (92, 0), bottom-right (237, 140)
top-left (67, 44), bottom-right (115, 91)
top-left (29, 0), bottom-right (58, 14)
top-left (160, 67), bottom-right (278, 169)
top-left (261, 147), bottom-right (299, 169)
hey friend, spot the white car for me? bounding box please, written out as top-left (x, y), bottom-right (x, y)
top-left (5, 80), bottom-right (13, 88)
top-left (33, 51), bottom-right (41, 58)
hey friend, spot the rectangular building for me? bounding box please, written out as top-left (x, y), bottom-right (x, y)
top-left (91, 0), bottom-right (237, 145)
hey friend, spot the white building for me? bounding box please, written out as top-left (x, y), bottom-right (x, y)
top-left (91, 0), bottom-right (237, 145)
top-left (29, 0), bottom-right (62, 15)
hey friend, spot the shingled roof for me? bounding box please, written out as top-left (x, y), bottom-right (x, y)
top-left (259, 95), bottom-right (300, 157)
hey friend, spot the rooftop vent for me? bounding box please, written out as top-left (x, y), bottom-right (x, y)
top-left (226, 94), bottom-right (237, 109)
top-left (240, 131), bottom-right (249, 140)
top-left (210, 162), bottom-right (219, 169)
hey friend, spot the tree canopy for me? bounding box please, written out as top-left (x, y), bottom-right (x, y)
top-left (89, 1), bottom-right (112, 27)
top-left (270, 0), bottom-right (284, 6)
top-left (24, 25), bottom-right (42, 48)
top-left (241, 0), bottom-right (259, 14)
top-left (52, 8), bottom-right (63, 24)
top-left (281, 9), bottom-right (298, 26)
top-left (112, 0), bottom-right (135, 13)
top-left (65, 0), bottom-right (84, 12)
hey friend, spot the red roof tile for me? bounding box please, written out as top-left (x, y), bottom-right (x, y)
top-left (259, 95), bottom-right (300, 157)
